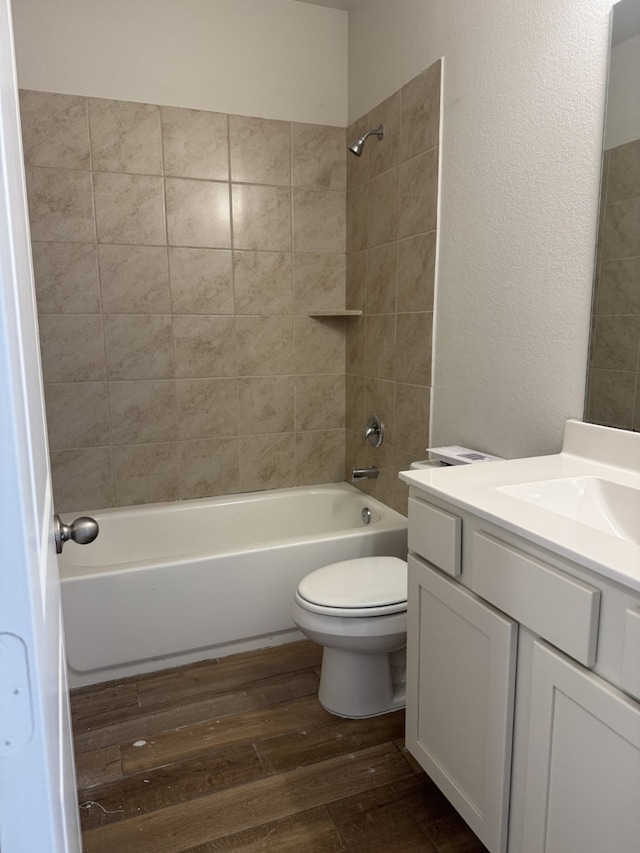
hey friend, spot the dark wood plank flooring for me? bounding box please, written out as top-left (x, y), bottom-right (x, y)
top-left (71, 640), bottom-right (488, 852)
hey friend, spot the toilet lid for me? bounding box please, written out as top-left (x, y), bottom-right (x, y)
top-left (297, 557), bottom-right (407, 610)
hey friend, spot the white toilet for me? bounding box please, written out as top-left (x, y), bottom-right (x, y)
top-left (292, 556), bottom-right (408, 718)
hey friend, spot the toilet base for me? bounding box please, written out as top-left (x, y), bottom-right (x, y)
top-left (318, 646), bottom-right (406, 718)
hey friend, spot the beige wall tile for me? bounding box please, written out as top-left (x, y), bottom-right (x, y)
top-left (602, 197), bottom-right (640, 260)
top-left (293, 189), bottom-right (346, 254)
top-left (113, 443), bottom-right (178, 506)
top-left (238, 433), bottom-right (295, 492)
top-left (367, 91), bottom-right (400, 178)
top-left (394, 383), bottom-right (430, 457)
top-left (367, 169), bottom-right (398, 248)
top-left (236, 315), bottom-right (294, 376)
top-left (104, 314), bottom-right (174, 380)
top-left (169, 248), bottom-right (233, 314)
top-left (109, 380), bottom-right (177, 444)
top-left (229, 115), bottom-right (290, 186)
top-left (365, 314), bottom-right (395, 381)
top-left (38, 314), bottom-right (106, 382)
top-left (89, 98), bottom-right (162, 174)
top-left (586, 368), bottom-right (635, 429)
top-left (597, 258), bottom-right (640, 315)
top-left (366, 244), bottom-right (397, 315)
top-left (26, 167), bottom-right (95, 242)
top-left (292, 123), bottom-right (346, 190)
top-left (238, 376), bottom-right (295, 435)
top-left (94, 173), bottom-right (165, 245)
top-left (401, 61), bottom-right (441, 163)
top-left (591, 315), bottom-right (640, 371)
top-left (346, 250), bottom-right (366, 311)
top-left (173, 315), bottom-right (236, 378)
top-left (294, 316), bottom-right (345, 374)
top-left (165, 178), bottom-right (231, 248)
top-left (606, 138), bottom-right (640, 205)
top-left (232, 184), bottom-right (292, 252)
top-left (98, 245), bottom-right (170, 313)
top-left (398, 149), bottom-right (438, 239)
top-left (295, 373), bottom-right (345, 431)
top-left (396, 233), bottom-right (436, 313)
top-left (295, 429), bottom-right (345, 485)
top-left (395, 312), bottom-right (432, 386)
top-left (44, 382), bottom-right (110, 449)
top-left (20, 90), bottom-right (90, 169)
top-left (345, 373), bottom-right (366, 434)
top-left (345, 315), bottom-right (365, 375)
top-left (233, 251), bottom-right (292, 315)
top-left (346, 185), bottom-right (368, 253)
top-left (178, 438), bottom-right (239, 499)
top-left (293, 253), bottom-right (345, 312)
top-left (176, 378), bottom-right (238, 440)
top-left (32, 243), bottom-right (100, 313)
top-left (50, 447), bottom-right (114, 512)
top-left (162, 106), bottom-right (228, 181)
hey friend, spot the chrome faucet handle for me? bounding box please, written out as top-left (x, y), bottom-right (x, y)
top-left (362, 414), bottom-right (384, 448)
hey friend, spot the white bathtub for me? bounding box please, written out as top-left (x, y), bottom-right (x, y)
top-left (59, 483), bottom-right (407, 687)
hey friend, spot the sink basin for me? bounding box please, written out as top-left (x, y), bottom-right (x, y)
top-left (498, 477), bottom-right (640, 544)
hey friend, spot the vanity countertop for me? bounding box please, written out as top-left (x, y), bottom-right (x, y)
top-left (399, 420), bottom-right (640, 592)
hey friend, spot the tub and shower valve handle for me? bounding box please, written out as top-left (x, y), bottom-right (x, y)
top-left (53, 514), bottom-right (99, 554)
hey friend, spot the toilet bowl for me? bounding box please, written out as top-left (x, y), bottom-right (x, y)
top-left (292, 556), bottom-right (408, 719)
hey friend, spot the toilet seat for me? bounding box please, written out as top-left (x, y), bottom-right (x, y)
top-left (295, 556), bottom-right (407, 618)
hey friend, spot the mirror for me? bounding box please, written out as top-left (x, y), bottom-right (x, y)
top-left (585, 0), bottom-right (640, 431)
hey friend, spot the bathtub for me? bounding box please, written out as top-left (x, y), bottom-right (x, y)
top-left (59, 483), bottom-right (408, 687)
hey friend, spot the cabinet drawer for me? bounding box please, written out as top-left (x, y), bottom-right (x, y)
top-left (408, 497), bottom-right (461, 577)
top-left (472, 533), bottom-right (600, 666)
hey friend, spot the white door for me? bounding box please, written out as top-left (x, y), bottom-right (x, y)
top-left (522, 638), bottom-right (640, 853)
top-left (0, 1), bottom-right (82, 850)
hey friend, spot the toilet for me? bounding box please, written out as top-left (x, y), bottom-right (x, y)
top-left (292, 556), bottom-right (408, 719)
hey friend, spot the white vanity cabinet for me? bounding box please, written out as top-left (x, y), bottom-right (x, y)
top-left (406, 553), bottom-right (517, 853)
top-left (405, 488), bottom-right (640, 853)
top-left (521, 638), bottom-right (640, 853)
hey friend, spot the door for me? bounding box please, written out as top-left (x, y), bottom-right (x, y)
top-left (406, 555), bottom-right (517, 853)
top-left (0, 1), bottom-right (82, 850)
top-left (522, 638), bottom-right (640, 853)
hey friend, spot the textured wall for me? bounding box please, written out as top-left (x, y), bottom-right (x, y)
top-left (21, 91), bottom-right (347, 511)
top-left (586, 137), bottom-right (640, 430)
top-left (12, 0), bottom-right (348, 126)
top-left (348, 0), bottom-right (614, 459)
top-left (345, 61), bottom-right (440, 514)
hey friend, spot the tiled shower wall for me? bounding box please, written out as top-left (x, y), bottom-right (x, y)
top-left (586, 136), bottom-right (640, 431)
top-left (345, 60), bottom-right (440, 514)
top-left (20, 91), bottom-right (347, 511)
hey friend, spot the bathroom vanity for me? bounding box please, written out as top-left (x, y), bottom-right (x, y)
top-left (399, 421), bottom-right (640, 853)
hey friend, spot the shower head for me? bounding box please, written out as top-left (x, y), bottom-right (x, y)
top-left (348, 124), bottom-right (384, 157)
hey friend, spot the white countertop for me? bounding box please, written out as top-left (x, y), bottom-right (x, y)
top-left (399, 421), bottom-right (640, 593)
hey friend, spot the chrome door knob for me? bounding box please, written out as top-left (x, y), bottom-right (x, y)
top-left (54, 514), bottom-right (99, 554)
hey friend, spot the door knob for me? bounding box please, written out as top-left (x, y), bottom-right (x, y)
top-left (53, 514), bottom-right (99, 554)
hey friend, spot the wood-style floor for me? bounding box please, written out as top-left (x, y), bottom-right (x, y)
top-left (71, 640), bottom-right (488, 853)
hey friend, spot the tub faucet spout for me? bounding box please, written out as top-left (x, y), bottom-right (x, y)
top-left (351, 466), bottom-right (379, 482)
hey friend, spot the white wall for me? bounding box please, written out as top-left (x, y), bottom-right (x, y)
top-left (348, 0), bottom-right (614, 458)
top-left (12, 0), bottom-right (348, 126)
top-left (605, 34), bottom-right (640, 149)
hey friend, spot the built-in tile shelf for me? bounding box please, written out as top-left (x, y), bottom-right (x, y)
top-left (307, 310), bottom-right (362, 317)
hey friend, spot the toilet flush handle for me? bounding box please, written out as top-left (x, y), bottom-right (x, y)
top-left (53, 514), bottom-right (99, 554)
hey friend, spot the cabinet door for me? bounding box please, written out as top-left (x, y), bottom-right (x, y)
top-left (406, 555), bottom-right (518, 853)
top-left (523, 639), bottom-right (640, 853)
